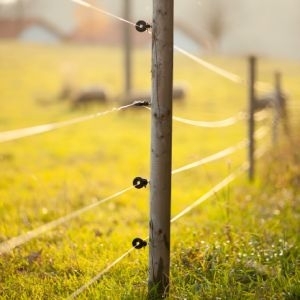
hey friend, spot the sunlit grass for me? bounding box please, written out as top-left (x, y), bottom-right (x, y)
top-left (0, 41), bottom-right (299, 298)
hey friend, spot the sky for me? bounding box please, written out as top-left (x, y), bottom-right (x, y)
top-left (0, 0), bottom-right (17, 3)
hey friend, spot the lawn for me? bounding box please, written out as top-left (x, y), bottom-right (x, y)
top-left (0, 41), bottom-right (299, 299)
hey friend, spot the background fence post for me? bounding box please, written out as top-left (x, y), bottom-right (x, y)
top-left (248, 56), bottom-right (256, 181)
top-left (274, 71), bottom-right (291, 141)
top-left (123, 0), bottom-right (132, 97)
top-left (148, 0), bottom-right (174, 298)
top-left (272, 71), bottom-right (281, 145)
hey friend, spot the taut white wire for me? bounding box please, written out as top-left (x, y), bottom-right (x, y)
top-left (171, 163), bottom-right (248, 223)
top-left (0, 102), bottom-right (137, 143)
top-left (66, 141), bottom-right (271, 299)
top-left (172, 140), bottom-right (247, 175)
top-left (144, 107), bottom-right (246, 128)
top-left (70, 0), bottom-right (272, 90)
top-left (67, 247), bottom-right (136, 299)
top-left (70, 0), bottom-right (137, 27)
top-left (173, 112), bottom-right (245, 128)
top-left (0, 186), bottom-right (134, 255)
top-left (174, 45), bottom-right (243, 84)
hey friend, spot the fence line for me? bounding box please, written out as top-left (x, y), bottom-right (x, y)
top-left (0, 102), bottom-right (137, 143)
top-left (144, 107), bottom-right (247, 128)
top-left (0, 140), bottom-right (243, 254)
top-left (174, 46), bottom-right (272, 92)
top-left (0, 123), bottom-right (269, 256)
top-left (173, 112), bottom-right (245, 128)
top-left (66, 165), bottom-right (245, 299)
top-left (66, 140), bottom-right (271, 299)
top-left (0, 186), bottom-right (134, 255)
top-left (2, 2), bottom-right (284, 297)
top-left (70, 0), bottom-right (137, 27)
top-left (0, 104), bottom-right (271, 145)
top-left (70, 0), bottom-right (272, 93)
top-left (172, 140), bottom-right (247, 175)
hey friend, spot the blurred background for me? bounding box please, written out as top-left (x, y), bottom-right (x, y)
top-left (0, 0), bottom-right (300, 59)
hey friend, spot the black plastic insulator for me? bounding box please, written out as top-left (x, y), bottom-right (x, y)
top-left (135, 20), bottom-right (151, 32)
top-left (132, 238), bottom-right (147, 249)
top-left (133, 177), bottom-right (148, 189)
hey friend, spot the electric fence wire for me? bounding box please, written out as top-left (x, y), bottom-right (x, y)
top-left (0, 104), bottom-right (271, 144)
top-left (173, 111), bottom-right (245, 128)
top-left (0, 102), bottom-right (138, 143)
top-left (69, 0), bottom-right (272, 91)
top-left (67, 166), bottom-right (245, 299)
top-left (144, 106), bottom-right (247, 128)
top-left (0, 186), bottom-right (134, 255)
top-left (67, 145), bottom-right (270, 299)
top-left (67, 133), bottom-right (270, 299)
top-left (70, 0), bottom-right (137, 27)
top-left (2, 1), bottom-right (275, 296)
top-left (0, 138), bottom-right (243, 255)
top-left (0, 122), bottom-right (269, 256)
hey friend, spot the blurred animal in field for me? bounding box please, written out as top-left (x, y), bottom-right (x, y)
top-left (70, 85), bottom-right (109, 109)
top-left (36, 84), bottom-right (109, 109)
top-left (117, 84), bottom-right (187, 108)
top-left (254, 91), bottom-right (287, 111)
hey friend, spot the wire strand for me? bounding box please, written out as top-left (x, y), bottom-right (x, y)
top-left (0, 186), bottom-right (134, 255)
top-left (173, 112), bottom-right (245, 128)
top-left (70, 0), bottom-right (137, 27)
top-left (66, 141), bottom-right (271, 299)
top-left (67, 247), bottom-right (136, 299)
top-left (144, 107), bottom-right (246, 128)
top-left (0, 102), bottom-right (137, 143)
top-left (172, 140), bottom-right (247, 175)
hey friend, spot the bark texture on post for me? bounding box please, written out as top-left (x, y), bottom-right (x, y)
top-left (248, 56), bottom-right (256, 181)
top-left (148, 0), bottom-right (174, 298)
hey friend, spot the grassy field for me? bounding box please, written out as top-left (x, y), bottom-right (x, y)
top-left (0, 41), bottom-right (299, 299)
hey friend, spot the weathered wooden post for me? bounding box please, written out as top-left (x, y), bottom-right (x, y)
top-left (123, 0), bottom-right (132, 96)
top-left (248, 56), bottom-right (256, 181)
top-left (272, 71), bottom-right (281, 145)
top-left (148, 0), bottom-right (174, 298)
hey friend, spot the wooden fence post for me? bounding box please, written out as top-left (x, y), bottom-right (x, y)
top-left (148, 0), bottom-right (174, 298)
top-left (248, 56), bottom-right (256, 181)
top-left (123, 0), bottom-right (132, 96)
top-left (274, 71), bottom-right (290, 141)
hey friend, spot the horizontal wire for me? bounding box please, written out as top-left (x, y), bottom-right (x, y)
top-left (0, 102), bottom-right (137, 143)
top-left (71, 0), bottom-right (271, 91)
top-left (174, 45), bottom-right (243, 84)
top-left (254, 110), bottom-right (271, 122)
top-left (144, 106), bottom-right (246, 128)
top-left (67, 247), bottom-right (136, 299)
top-left (171, 162), bottom-right (248, 223)
top-left (174, 45), bottom-right (272, 92)
top-left (172, 140), bottom-right (247, 175)
top-left (66, 140), bottom-right (271, 298)
top-left (173, 111), bottom-right (245, 128)
top-left (0, 186), bottom-right (134, 255)
top-left (70, 0), bottom-right (137, 27)
top-left (0, 122), bottom-right (270, 255)
top-left (171, 143), bottom-right (269, 224)
top-left (66, 161), bottom-right (249, 298)
top-left (5, 2), bottom-right (275, 295)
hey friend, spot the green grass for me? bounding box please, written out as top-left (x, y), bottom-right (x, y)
top-left (0, 41), bottom-right (299, 299)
